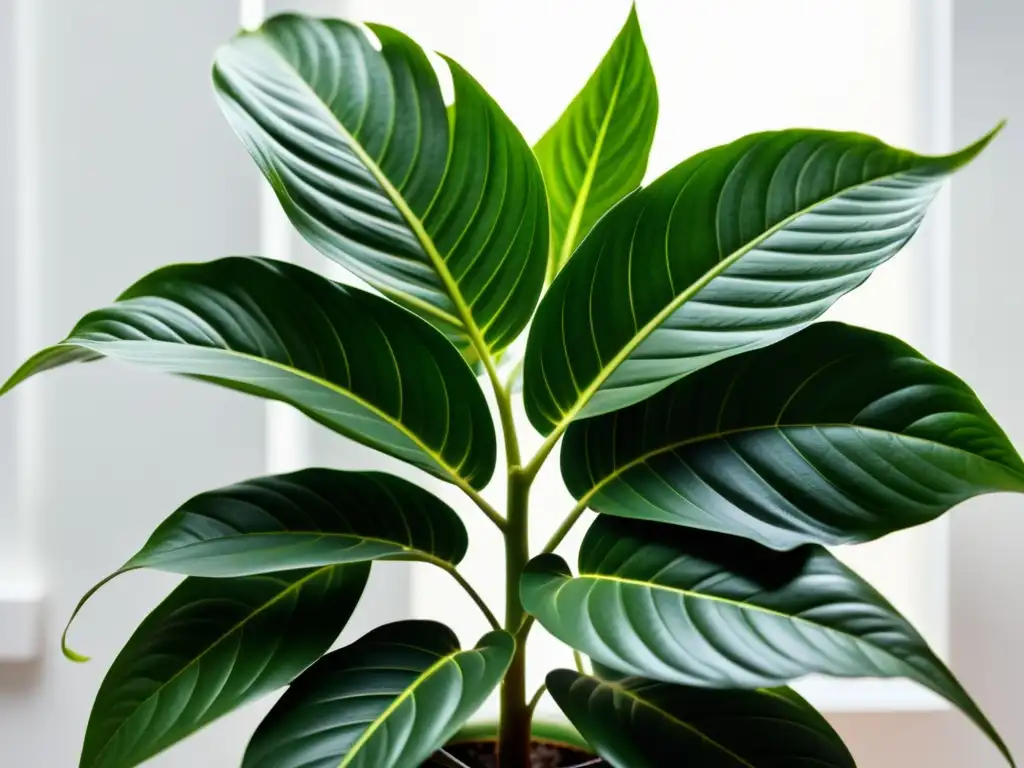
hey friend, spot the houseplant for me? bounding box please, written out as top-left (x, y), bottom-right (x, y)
top-left (2, 5), bottom-right (1018, 766)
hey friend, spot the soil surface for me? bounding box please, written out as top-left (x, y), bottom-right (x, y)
top-left (428, 740), bottom-right (602, 767)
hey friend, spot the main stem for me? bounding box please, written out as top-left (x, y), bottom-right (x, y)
top-left (499, 464), bottom-right (530, 767)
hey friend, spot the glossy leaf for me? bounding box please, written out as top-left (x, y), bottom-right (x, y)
top-left (214, 14), bottom-right (548, 359)
top-left (243, 620), bottom-right (514, 768)
top-left (523, 126), bottom-right (1001, 435)
top-left (80, 564), bottom-right (369, 768)
top-left (562, 322), bottom-right (1024, 549)
top-left (521, 516), bottom-right (1012, 765)
top-left (123, 469), bottom-right (468, 576)
top-left (535, 5), bottom-right (658, 281)
top-left (548, 670), bottom-right (855, 768)
top-left (0, 257), bottom-right (496, 489)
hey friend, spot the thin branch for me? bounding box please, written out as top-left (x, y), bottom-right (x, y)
top-left (522, 425), bottom-right (562, 482)
top-left (574, 649), bottom-right (587, 675)
top-left (501, 356), bottom-right (524, 395)
top-left (444, 565), bottom-right (501, 632)
top-left (541, 498), bottom-right (588, 554)
top-left (526, 681), bottom-right (548, 719)
top-left (416, 555), bottom-right (500, 632)
top-left (459, 482), bottom-right (507, 531)
top-left (429, 750), bottom-right (474, 768)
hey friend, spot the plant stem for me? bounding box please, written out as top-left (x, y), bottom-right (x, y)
top-left (490, 360), bottom-right (522, 468)
top-left (499, 466), bottom-right (531, 767)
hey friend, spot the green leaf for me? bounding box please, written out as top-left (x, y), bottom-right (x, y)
top-left (243, 620), bottom-right (514, 768)
top-left (0, 257), bottom-right (496, 490)
top-left (123, 468), bottom-right (468, 576)
top-left (80, 564), bottom-right (369, 768)
top-left (521, 516), bottom-right (1013, 766)
top-left (561, 322), bottom-right (1024, 550)
top-left (547, 670), bottom-right (855, 768)
top-left (214, 14), bottom-right (548, 360)
top-left (523, 126), bottom-right (1001, 436)
top-left (535, 5), bottom-right (658, 281)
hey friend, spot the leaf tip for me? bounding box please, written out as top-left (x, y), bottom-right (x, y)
top-left (946, 120), bottom-right (1006, 169)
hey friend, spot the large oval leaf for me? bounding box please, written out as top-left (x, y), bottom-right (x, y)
top-left (0, 257), bottom-right (496, 490)
top-left (80, 564), bottom-right (369, 768)
top-left (214, 14), bottom-right (548, 359)
top-left (521, 516), bottom-right (1012, 765)
top-left (535, 5), bottom-right (658, 281)
top-left (523, 126), bottom-right (1000, 435)
top-left (243, 620), bottom-right (514, 768)
top-left (547, 670), bottom-right (855, 768)
top-left (561, 322), bottom-right (1024, 550)
top-left (122, 469), bottom-right (468, 576)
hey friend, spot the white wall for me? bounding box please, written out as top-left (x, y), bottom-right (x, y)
top-left (832, 0), bottom-right (1024, 764)
top-left (0, 1), bottom-right (407, 766)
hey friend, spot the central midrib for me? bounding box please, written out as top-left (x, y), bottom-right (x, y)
top-left (575, 422), bottom-right (1024, 508)
top-left (259, 35), bottom-right (494, 369)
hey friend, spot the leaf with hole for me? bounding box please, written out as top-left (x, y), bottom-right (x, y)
top-left (521, 516), bottom-right (1012, 765)
top-left (547, 669), bottom-right (855, 768)
top-left (214, 14), bottom-right (548, 360)
top-left (243, 620), bottom-right (514, 768)
top-left (535, 5), bottom-right (658, 281)
top-left (121, 468), bottom-right (468, 576)
top-left (561, 321), bottom-right (1024, 549)
top-left (79, 564), bottom-right (369, 768)
top-left (523, 125), bottom-right (1001, 435)
top-left (1, 257), bottom-right (496, 490)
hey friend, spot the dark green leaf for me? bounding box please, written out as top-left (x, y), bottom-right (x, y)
top-left (521, 517), bottom-right (1012, 765)
top-left (535, 5), bottom-right (658, 280)
top-left (243, 620), bottom-right (514, 768)
top-left (547, 670), bottom-right (855, 768)
top-left (80, 564), bottom-right (369, 768)
top-left (523, 126), bottom-right (1001, 435)
top-left (561, 322), bottom-right (1024, 549)
top-left (123, 469), bottom-right (468, 576)
top-left (0, 258), bottom-right (496, 490)
top-left (214, 14), bottom-right (548, 360)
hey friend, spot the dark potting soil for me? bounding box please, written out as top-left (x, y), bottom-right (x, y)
top-left (428, 740), bottom-right (602, 767)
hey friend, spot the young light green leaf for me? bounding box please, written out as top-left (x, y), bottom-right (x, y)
top-left (80, 564), bottom-right (369, 768)
top-left (522, 516), bottom-right (1013, 766)
top-left (535, 5), bottom-right (658, 281)
top-left (561, 322), bottom-right (1024, 550)
top-left (124, 468), bottom-right (469, 576)
top-left (243, 620), bottom-right (514, 768)
top-left (214, 14), bottom-right (548, 360)
top-left (548, 670), bottom-right (855, 768)
top-left (523, 126), bottom-right (1001, 436)
top-left (0, 257), bottom-right (496, 490)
